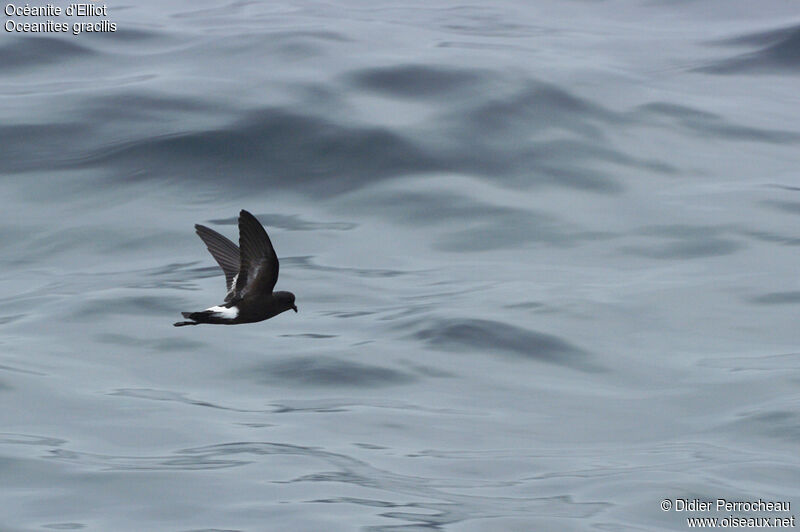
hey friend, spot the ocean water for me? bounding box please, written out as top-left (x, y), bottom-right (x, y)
top-left (1, 1), bottom-right (799, 530)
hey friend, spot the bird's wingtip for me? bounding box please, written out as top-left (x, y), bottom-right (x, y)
top-left (239, 209), bottom-right (258, 222)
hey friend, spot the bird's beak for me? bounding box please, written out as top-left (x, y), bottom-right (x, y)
top-left (292, 305), bottom-right (298, 313)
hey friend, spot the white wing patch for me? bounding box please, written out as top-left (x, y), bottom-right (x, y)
top-left (206, 305), bottom-right (239, 319)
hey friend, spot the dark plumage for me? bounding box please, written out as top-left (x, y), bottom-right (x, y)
top-left (174, 210), bottom-right (297, 327)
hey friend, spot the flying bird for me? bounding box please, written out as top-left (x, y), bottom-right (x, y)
top-left (174, 209), bottom-right (297, 327)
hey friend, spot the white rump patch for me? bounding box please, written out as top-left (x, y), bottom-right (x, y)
top-left (206, 305), bottom-right (239, 319)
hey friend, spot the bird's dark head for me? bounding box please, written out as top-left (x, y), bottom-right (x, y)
top-left (275, 291), bottom-right (298, 313)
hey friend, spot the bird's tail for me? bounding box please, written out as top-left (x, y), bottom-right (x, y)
top-left (173, 311), bottom-right (200, 327)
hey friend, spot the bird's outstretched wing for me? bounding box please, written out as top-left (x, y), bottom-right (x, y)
top-left (233, 209), bottom-right (279, 300)
top-left (195, 224), bottom-right (241, 297)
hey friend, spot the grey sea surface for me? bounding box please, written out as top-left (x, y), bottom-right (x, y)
top-left (1, 1), bottom-right (799, 530)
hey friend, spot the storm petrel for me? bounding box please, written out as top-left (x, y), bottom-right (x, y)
top-left (173, 209), bottom-right (297, 327)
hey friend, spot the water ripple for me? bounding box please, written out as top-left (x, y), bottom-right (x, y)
top-left (700, 23), bottom-right (800, 74)
top-left (411, 318), bottom-right (601, 372)
top-left (44, 440), bottom-right (607, 527)
top-left (247, 356), bottom-right (416, 388)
